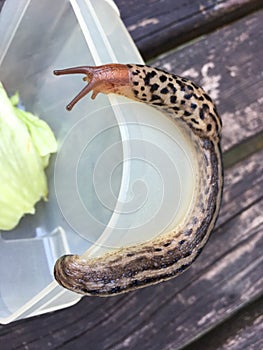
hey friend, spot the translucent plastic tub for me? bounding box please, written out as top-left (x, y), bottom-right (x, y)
top-left (0, 0), bottom-right (198, 323)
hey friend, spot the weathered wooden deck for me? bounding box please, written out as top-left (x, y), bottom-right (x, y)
top-left (0, 0), bottom-right (262, 349)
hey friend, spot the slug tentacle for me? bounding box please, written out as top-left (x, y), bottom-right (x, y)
top-left (53, 63), bottom-right (223, 296)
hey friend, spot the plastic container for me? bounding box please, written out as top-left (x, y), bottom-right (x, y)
top-left (0, 0), bottom-right (198, 323)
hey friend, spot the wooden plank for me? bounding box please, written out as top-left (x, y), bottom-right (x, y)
top-left (182, 297), bottom-right (263, 350)
top-left (0, 148), bottom-right (262, 349)
top-left (152, 9), bottom-right (263, 152)
top-left (217, 148), bottom-right (263, 228)
top-left (114, 0), bottom-right (263, 59)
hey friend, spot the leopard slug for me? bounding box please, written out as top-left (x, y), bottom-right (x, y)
top-left (53, 64), bottom-right (223, 296)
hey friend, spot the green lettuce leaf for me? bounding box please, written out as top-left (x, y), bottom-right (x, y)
top-left (0, 82), bottom-right (57, 230)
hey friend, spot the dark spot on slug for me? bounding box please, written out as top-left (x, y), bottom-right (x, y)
top-left (203, 103), bottom-right (210, 111)
top-left (173, 106), bottom-right (180, 111)
top-left (191, 118), bottom-right (199, 124)
top-left (150, 94), bottom-right (161, 102)
top-left (176, 79), bottom-right (186, 91)
top-left (179, 239), bottom-right (186, 245)
top-left (186, 84), bottom-right (194, 91)
top-left (203, 93), bottom-right (213, 102)
top-left (184, 111), bottom-right (192, 117)
top-left (150, 83), bottom-right (160, 92)
top-left (81, 288), bottom-right (90, 294)
top-left (199, 109), bottom-right (205, 120)
top-left (155, 247), bottom-right (162, 252)
top-left (141, 86), bottom-right (145, 91)
top-left (177, 266), bottom-right (185, 273)
top-left (160, 87), bottom-right (169, 94)
top-left (163, 241), bottom-right (171, 247)
top-left (159, 75), bottom-right (167, 82)
top-left (207, 123), bottom-right (212, 132)
top-left (152, 102), bottom-right (164, 106)
top-left (170, 95), bottom-right (177, 103)
top-left (144, 71), bottom-right (157, 85)
top-left (191, 82), bottom-right (200, 89)
top-left (209, 112), bottom-right (219, 132)
top-left (131, 279), bottom-right (139, 287)
top-left (184, 93), bottom-right (193, 100)
top-left (191, 103), bottom-right (197, 110)
top-left (168, 83), bottom-right (177, 93)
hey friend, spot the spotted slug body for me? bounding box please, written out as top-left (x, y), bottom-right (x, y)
top-left (53, 64), bottom-right (223, 296)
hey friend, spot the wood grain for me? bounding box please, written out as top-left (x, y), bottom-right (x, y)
top-left (114, 0), bottom-right (263, 59)
top-left (217, 149), bottom-right (263, 228)
top-left (182, 297), bottom-right (263, 350)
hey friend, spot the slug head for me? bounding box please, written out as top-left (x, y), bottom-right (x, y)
top-left (53, 64), bottom-right (131, 110)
